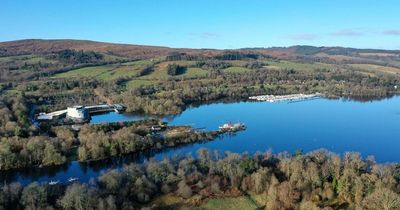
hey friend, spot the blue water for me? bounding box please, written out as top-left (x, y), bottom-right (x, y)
top-left (2, 97), bottom-right (400, 185)
top-left (93, 97), bottom-right (400, 163)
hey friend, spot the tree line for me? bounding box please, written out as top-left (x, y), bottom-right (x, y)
top-left (115, 68), bottom-right (399, 115)
top-left (0, 120), bottom-right (219, 170)
top-left (0, 148), bottom-right (399, 209)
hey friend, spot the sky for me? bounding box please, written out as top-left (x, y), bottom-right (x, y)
top-left (1, 0), bottom-right (400, 49)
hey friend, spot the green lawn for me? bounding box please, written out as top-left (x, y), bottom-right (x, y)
top-left (53, 60), bottom-right (154, 80)
top-left (223, 66), bottom-right (251, 73)
top-left (350, 64), bottom-right (400, 74)
top-left (143, 68), bottom-right (169, 79)
top-left (265, 60), bottom-right (334, 71)
top-left (148, 194), bottom-right (260, 210)
top-left (0, 55), bottom-right (35, 62)
top-left (53, 65), bottom-right (116, 78)
top-left (179, 67), bottom-right (208, 78)
top-left (0, 55), bottom-right (59, 65)
top-left (4, 89), bottom-right (22, 96)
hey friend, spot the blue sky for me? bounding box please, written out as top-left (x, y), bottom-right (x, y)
top-left (1, 0), bottom-right (400, 49)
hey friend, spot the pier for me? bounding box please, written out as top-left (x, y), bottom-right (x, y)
top-left (249, 93), bottom-right (321, 103)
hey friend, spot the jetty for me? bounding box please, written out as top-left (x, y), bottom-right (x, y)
top-left (249, 93), bottom-right (321, 103)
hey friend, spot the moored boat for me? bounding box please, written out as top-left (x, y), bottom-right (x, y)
top-left (219, 123), bottom-right (246, 132)
top-left (68, 177), bottom-right (78, 182)
top-left (49, 180), bottom-right (59, 185)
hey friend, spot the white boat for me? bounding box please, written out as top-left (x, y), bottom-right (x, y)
top-left (68, 177), bottom-right (78, 182)
top-left (49, 180), bottom-right (59, 185)
top-left (219, 123), bottom-right (246, 131)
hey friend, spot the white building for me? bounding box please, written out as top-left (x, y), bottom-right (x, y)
top-left (66, 106), bottom-right (89, 120)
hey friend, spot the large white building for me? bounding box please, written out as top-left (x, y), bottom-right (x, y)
top-left (36, 104), bottom-right (125, 122)
top-left (66, 106), bottom-right (89, 120)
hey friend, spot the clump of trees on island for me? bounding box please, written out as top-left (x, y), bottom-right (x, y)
top-left (0, 149), bottom-right (399, 209)
top-left (0, 120), bottom-right (218, 170)
top-left (77, 120), bottom-right (216, 161)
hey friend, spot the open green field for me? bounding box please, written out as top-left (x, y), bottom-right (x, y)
top-left (50, 59), bottom-right (338, 81)
top-left (149, 194), bottom-right (260, 210)
top-left (179, 67), bottom-right (208, 78)
top-left (53, 60), bottom-right (207, 81)
top-left (0, 54), bottom-right (59, 65)
top-left (0, 55), bottom-right (36, 62)
top-left (350, 64), bottom-right (400, 74)
top-left (53, 65), bottom-right (116, 78)
top-left (223, 66), bottom-right (251, 73)
top-left (142, 66), bottom-right (168, 79)
top-left (53, 60), bottom-right (154, 80)
top-left (142, 61), bottom-right (200, 79)
top-left (265, 60), bottom-right (335, 71)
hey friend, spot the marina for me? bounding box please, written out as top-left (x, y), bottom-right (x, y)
top-left (249, 93), bottom-right (321, 103)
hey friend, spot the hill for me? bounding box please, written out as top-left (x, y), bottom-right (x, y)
top-left (1, 39), bottom-right (400, 86)
top-left (0, 39), bottom-right (176, 59)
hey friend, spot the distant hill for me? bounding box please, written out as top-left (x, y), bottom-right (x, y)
top-left (1, 39), bottom-right (400, 82)
top-left (1, 39), bottom-right (399, 60)
top-left (0, 39), bottom-right (179, 59)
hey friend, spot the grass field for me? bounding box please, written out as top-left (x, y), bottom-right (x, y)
top-left (142, 66), bottom-right (169, 79)
top-left (265, 60), bottom-right (334, 71)
top-left (53, 60), bottom-right (154, 80)
top-left (0, 55), bottom-right (59, 65)
top-left (350, 64), bottom-right (400, 74)
top-left (0, 55), bottom-right (36, 62)
top-left (149, 194), bottom-right (260, 210)
top-left (223, 66), bottom-right (251, 73)
top-left (53, 65), bottom-right (116, 78)
top-left (50, 58), bottom-right (397, 82)
top-left (142, 61), bottom-right (200, 79)
top-left (178, 67), bottom-right (209, 78)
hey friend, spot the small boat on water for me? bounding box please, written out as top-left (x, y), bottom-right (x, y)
top-left (68, 177), bottom-right (78, 182)
top-left (49, 180), bottom-right (59, 185)
top-left (219, 123), bottom-right (246, 132)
